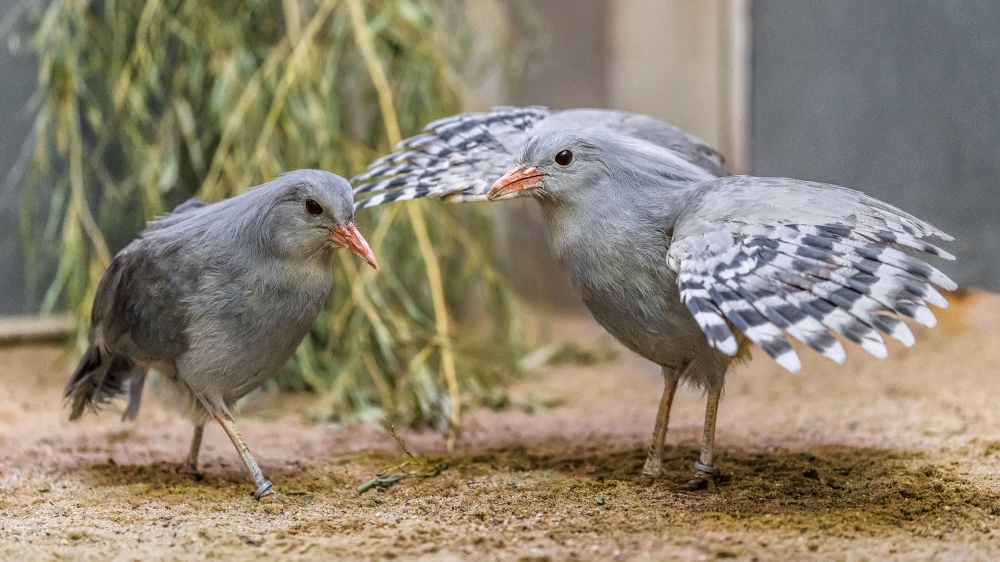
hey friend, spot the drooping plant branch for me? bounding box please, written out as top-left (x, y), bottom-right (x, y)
top-left (22, 0), bottom-right (529, 435)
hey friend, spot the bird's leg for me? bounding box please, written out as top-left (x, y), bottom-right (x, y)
top-left (694, 385), bottom-right (722, 479)
top-left (183, 422), bottom-right (205, 476)
top-left (642, 367), bottom-right (680, 478)
top-left (121, 372), bottom-right (146, 421)
top-left (213, 412), bottom-right (274, 500)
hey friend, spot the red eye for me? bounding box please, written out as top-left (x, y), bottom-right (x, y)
top-left (555, 149), bottom-right (573, 166)
top-left (305, 199), bottom-right (323, 216)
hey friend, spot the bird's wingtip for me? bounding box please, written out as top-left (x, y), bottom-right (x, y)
top-left (775, 350), bottom-right (802, 373)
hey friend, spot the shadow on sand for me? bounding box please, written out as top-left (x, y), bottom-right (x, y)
top-left (457, 439), bottom-right (1000, 537)
top-left (81, 438), bottom-right (999, 538)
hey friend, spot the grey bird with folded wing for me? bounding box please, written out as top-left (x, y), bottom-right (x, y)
top-left (65, 169), bottom-right (378, 500)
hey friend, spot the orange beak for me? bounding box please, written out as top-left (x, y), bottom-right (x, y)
top-left (487, 166), bottom-right (547, 201)
top-left (330, 222), bottom-right (378, 270)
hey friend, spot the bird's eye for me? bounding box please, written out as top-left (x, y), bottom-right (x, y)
top-left (305, 199), bottom-right (324, 216)
top-left (555, 149), bottom-right (573, 166)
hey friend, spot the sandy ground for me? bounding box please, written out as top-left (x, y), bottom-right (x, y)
top-left (1, 290), bottom-right (999, 561)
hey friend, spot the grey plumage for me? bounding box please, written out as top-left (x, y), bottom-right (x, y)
top-left (667, 177), bottom-right (954, 373)
top-left (501, 130), bottom-right (954, 379)
top-left (494, 130), bottom-right (955, 477)
top-left (64, 169), bottom-right (377, 499)
top-left (355, 112), bottom-right (956, 481)
top-left (352, 106), bottom-right (729, 209)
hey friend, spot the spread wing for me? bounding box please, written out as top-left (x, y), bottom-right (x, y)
top-left (352, 106), bottom-right (729, 209)
top-left (667, 176), bottom-right (956, 372)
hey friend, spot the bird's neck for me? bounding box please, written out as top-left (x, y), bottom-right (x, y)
top-left (544, 197), bottom-right (661, 275)
top-left (540, 178), bottom-right (700, 280)
top-left (541, 175), bottom-right (692, 237)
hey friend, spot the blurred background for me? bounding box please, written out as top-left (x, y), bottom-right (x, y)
top-left (5, 0), bottom-right (999, 316)
top-left (1, 0), bottom-right (997, 429)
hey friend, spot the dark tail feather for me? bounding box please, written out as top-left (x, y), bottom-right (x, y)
top-left (64, 345), bottom-right (137, 420)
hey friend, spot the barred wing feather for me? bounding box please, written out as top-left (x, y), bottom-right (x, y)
top-left (353, 107), bottom-right (548, 209)
top-left (352, 106), bottom-right (729, 209)
top-left (667, 177), bottom-right (956, 373)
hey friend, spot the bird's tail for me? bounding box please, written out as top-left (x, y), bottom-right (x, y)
top-left (64, 345), bottom-right (142, 421)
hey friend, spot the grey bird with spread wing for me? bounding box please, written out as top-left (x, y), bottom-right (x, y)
top-left (354, 108), bottom-right (956, 482)
top-left (64, 169), bottom-right (378, 499)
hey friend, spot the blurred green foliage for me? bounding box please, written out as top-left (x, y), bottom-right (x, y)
top-left (22, 0), bottom-right (532, 437)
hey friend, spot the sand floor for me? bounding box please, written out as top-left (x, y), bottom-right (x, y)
top-left (1, 290), bottom-right (998, 560)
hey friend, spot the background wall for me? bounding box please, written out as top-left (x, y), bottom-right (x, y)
top-left (516, 0), bottom-right (737, 155)
top-left (750, 0), bottom-right (999, 289)
top-left (608, 1), bottom-right (728, 150)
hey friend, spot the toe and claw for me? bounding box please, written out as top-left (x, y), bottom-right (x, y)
top-left (253, 480), bottom-right (275, 500)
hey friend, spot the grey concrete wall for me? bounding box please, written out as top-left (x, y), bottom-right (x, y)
top-left (751, 0), bottom-right (1000, 290)
top-left (516, 0), bottom-right (609, 110)
top-left (0, 0), bottom-right (35, 314)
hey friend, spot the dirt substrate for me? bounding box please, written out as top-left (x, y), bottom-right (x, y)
top-left (1, 290), bottom-right (999, 560)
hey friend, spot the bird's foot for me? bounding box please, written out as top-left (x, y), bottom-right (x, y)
top-left (253, 480), bottom-right (276, 502)
top-left (638, 457), bottom-right (662, 485)
top-left (176, 462), bottom-right (204, 481)
top-left (642, 457), bottom-right (662, 478)
top-left (684, 461), bottom-right (719, 492)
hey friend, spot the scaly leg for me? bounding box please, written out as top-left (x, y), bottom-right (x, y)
top-left (184, 422), bottom-right (205, 476)
top-left (214, 412), bottom-right (274, 500)
top-left (694, 385), bottom-right (722, 479)
top-left (642, 367), bottom-right (680, 478)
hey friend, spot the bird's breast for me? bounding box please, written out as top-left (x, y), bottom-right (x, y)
top-left (551, 221), bottom-right (709, 369)
top-left (176, 261), bottom-right (334, 407)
